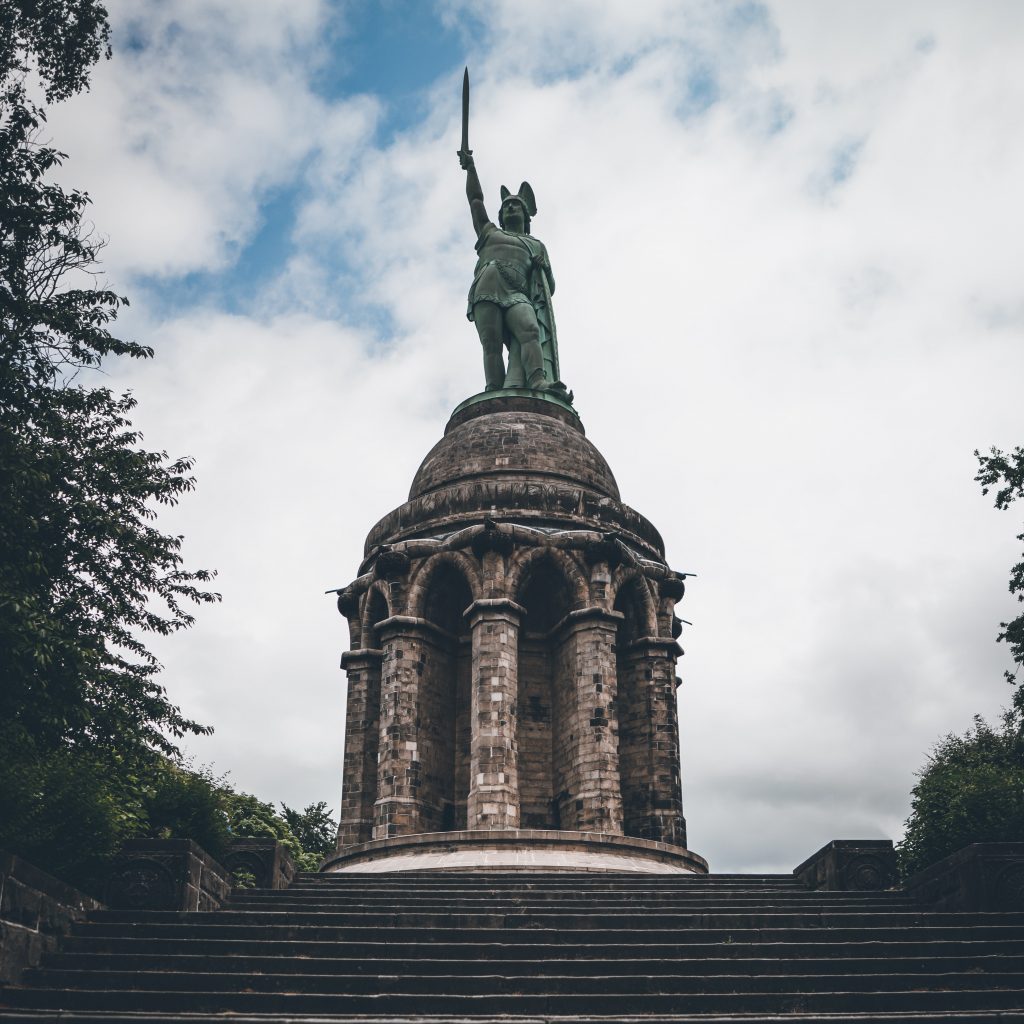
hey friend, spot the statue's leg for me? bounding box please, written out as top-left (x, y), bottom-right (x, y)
top-left (506, 303), bottom-right (549, 389)
top-left (472, 302), bottom-right (506, 391)
top-left (504, 338), bottom-right (525, 388)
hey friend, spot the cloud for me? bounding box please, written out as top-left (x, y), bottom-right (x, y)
top-left (55, 2), bottom-right (1024, 869)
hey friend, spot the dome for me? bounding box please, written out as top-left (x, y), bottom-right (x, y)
top-left (409, 394), bottom-right (620, 502)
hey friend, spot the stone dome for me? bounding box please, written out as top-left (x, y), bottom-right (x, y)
top-left (409, 394), bottom-right (620, 502)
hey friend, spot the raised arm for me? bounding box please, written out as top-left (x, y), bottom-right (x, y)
top-left (460, 153), bottom-right (490, 237)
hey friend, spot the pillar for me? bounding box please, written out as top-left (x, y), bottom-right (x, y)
top-left (467, 598), bottom-right (522, 829)
top-left (373, 616), bottom-right (432, 839)
top-left (557, 607), bottom-right (624, 834)
top-left (620, 636), bottom-right (687, 846)
top-left (337, 648), bottom-right (383, 848)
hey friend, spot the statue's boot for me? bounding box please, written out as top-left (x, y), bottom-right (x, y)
top-left (528, 368), bottom-right (551, 391)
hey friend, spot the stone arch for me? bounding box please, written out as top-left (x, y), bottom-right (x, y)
top-left (508, 544), bottom-right (589, 612)
top-left (360, 583), bottom-right (391, 650)
top-left (609, 568), bottom-right (658, 639)
top-left (413, 553), bottom-right (475, 834)
top-left (406, 551), bottom-right (481, 621)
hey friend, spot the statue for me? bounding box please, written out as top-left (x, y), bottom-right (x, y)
top-left (458, 70), bottom-right (568, 398)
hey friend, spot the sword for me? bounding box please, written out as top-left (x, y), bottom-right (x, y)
top-left (458, 66), bottom-right (472, 166)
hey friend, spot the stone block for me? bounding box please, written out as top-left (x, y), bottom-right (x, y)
top-left (903, 842), bottom-right (1024, 912)
top-left (0, 849), bottom-right (102, 987)
top-left (794, 839), bottom-right (897, 891)
top-left (104, 839), bottom-right (230, 912)
top-left (222, 839), bottom-right (297, 889)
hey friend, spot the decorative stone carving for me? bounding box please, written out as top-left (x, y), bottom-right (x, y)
top-left (104, 858), bottom-right (175, 910)
top-left (104, 840), bottom-right (230, 911)
top-left (794, 840), bottom-right (897, 892)
top-left (903, 842), bottom-right (1024, 911)
top-left (470, 519), bottom-right (515, 558)
top-left (223, 839), bottom-right (296, 889)
top-left (374, 547), bottom-right (411, 579)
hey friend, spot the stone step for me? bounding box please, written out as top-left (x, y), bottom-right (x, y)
top-left (224, 892), bottom-right (913, 909)
top-left (72, 920), bottom-right (1024, 944)
top-left (85, 908), bottom-right (1024, 929)
top-left (60, 934), bottom-right (1024, 959)
top-left (0, 1011), bottom-right (1019, 1024)
top-left (291, 874), bottom-right (803, 888)
top-left (8, 984), bottom-right (1024, 1016)
top-left (23, 966), bottom-right (1024, 996)
top-left (44, 951), bottom-right (1024, 977)
top-left (223, 899), bottom-right (919, 915)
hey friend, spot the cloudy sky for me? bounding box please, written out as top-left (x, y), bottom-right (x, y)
top-left (48, 1), bottom-right (1024, 872)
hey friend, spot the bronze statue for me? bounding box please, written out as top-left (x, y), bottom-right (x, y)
top-left (458, 69), bottom-right (565, 395)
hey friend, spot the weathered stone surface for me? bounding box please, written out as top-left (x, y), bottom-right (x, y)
top-left (322, 829), bottom-right (708, 874)
top-left (335, 395), bottom-right (694, 864)
top-left (410, 401), bottom-right (619, 501)
top-left (794, 839), bottom-right (898, 891)
top-left (222, 840), bottom-right (296, 890)
top-left (104, 840), bottom-right (229, 912)
top-left (904, 842), bottom-right (1024, 912)
top-left (0, 850), bottom-right (102, 986)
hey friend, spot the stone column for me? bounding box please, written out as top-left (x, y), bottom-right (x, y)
top-left (467, 598), bottom-right (522, 830)
top-left (337, 648), bottom-right (383, 848)
top-left (620, 636), bottom-right (687, 846)
top-left (558, 607), bottom-right (625, 834)
top-left (373, 616), bottom-right (432, 839)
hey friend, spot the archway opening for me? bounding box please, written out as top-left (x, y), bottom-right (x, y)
top-left (615, 578), bottom-right (652, 840)
top-left (421, 563), bottom-right (473, 832)
top-left (518, 558), bottom-right (572, 829)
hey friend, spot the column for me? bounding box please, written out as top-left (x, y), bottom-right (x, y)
top-left (373, 617), bottom-right (431, 839)
top-left (467, 598), bottom-right (522, 829)
top-left (621, 636), bottom-right (687, 847)
top-left (557, 607), bottom-right (624, 834)
top-left (337, 648), bottom-right (383, 848)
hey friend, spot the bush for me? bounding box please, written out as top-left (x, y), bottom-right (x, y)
top-left (897, 711), bottom-right (1024, 878)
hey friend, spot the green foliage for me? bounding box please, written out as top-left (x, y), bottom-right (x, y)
top-left (0, 725), bottom-right (132, 894)
top-left (975, 446), bottom-right (1024, 707)
top-left (223, 791), bottom-right (332, 872)
top-left (897, 712), bottom-right (1024, 878)
top-left (281, 801), bottom-right (337, 859)
top-left (0, 0), bottom-right (220, 888)
top-left (141, 761), bottom-right (233, 861)
top-left (0, 0), bottom-right (111, 104)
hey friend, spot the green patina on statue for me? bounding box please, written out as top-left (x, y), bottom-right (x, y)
top-left (458, 69), bottom-right (570, 401)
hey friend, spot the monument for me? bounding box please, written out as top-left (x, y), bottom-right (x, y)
top-left (323, 71), bottom-right (704, 874)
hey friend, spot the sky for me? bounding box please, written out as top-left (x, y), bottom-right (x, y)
top-left (44, 0), bottom-right (1024, 872)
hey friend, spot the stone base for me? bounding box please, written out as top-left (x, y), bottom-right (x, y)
top-left (321, 830), bottom-right (708, 874)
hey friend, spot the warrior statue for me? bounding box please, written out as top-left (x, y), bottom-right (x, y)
top-left (458, 69), bottom-right (564, 395)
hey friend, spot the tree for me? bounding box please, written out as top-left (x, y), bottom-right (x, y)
top-left (223, 791), bottom-right (329, 873)
top-left (975, 446), bottom-right (1024, 709)
top-left (897, 712), bottom-right (1024, 877)
top-left (1, 0), bottom-right (218, 885)
top-left (281, 801), bottom-right (338, 859)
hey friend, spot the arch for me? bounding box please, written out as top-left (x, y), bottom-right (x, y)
top-left (406, 551), bottom-right (481, 621)
top-left (360, 583), bottom-right (391, 650)
top-left (415, 555), bottom-right (474, 833)
top-left (508, 545), bottom-right (589, 613)
top-left (609, 567), bottom-right (658, 639)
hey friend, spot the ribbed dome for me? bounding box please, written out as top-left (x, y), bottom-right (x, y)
top-left (409, 395), bottom-right (620, 502)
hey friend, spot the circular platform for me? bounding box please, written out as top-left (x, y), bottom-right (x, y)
top-left (321, 830), bottom-right (709, 875)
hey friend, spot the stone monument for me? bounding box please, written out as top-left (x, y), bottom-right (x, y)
top-left (323, 72), bottom-right (704, 874)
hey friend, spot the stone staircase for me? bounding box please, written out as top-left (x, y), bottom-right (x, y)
top-left (2, 870), bottom-right (1023, 1022)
